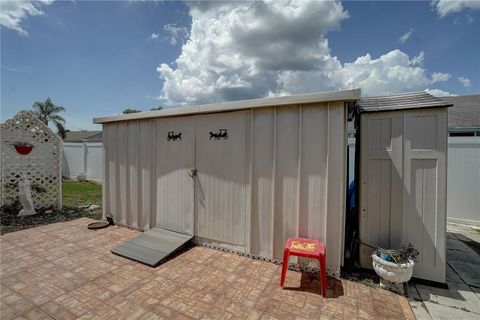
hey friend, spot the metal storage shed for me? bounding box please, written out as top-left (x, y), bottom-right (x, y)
top-left (357, 92), bottom-right (452, 283)
top-left (94, 89), bottom-right (360, 276)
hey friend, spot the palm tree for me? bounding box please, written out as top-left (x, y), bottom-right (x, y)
top-left (32, 97), bottom-right (67, 139)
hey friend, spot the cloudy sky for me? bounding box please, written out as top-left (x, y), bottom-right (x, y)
top-left (1, 0), bottom-right (479, 130)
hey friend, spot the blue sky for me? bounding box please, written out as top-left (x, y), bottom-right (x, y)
top-left (1, 1), bottom-right (479, 130)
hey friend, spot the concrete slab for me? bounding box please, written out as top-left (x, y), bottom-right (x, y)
top-left (446, 263), bottom-right (464, 284)
top-left (409, 286), bottom-right (434, 320)
top-left (447, 247), bottom-right (480, 266)
top-left (470, 286), bottom-right (480, 300)
top-left (409, 300), bottom-right (433, 320)
top-left (449, 260), bottom-right (480, 288)
top-left (446, 237), bottom-right (475, 253)
top-left (416, 281), bottom-right (480, 314)
top-left (423, 301), bottom-right (479, 320)
top-left (410, 223), bottom-right (480, 320)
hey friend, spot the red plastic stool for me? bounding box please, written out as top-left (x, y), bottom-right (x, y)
top-left (280, 237), bottom-right (326, 297)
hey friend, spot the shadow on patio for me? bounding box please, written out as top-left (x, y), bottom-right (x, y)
top-left (408, 224), bottom-right (480, 319)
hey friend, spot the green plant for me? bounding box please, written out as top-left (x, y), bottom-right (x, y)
top-left (374, 243), bottom-right (419, 264)
top-left (122, 108), bottom-right (141, 114)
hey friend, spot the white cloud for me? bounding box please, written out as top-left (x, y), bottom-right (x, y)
top-left (399, 28), bottom-right (413, 44)
top-left (432, 0), bottom-right (480, 17)
top-left (150, 23), bottom-right (189, 46)
top-left (411, 51), bottom-right (425, 66)
top-left (0, 0), bottom-right (53, 36)
top-left (458, 76), bottom-right (472, 87)
top-left (157, 0), bottom-right (453, 105)
top-left (424, 88), bottom-right (457, 97)
top-left (163, 23), bottom-right (189, 46)
top-left (431, 72), bottom-right (451, 83)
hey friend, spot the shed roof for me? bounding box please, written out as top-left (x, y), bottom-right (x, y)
top-left (441, 94), bottom-right (480, 130)
top-left (358, 91), bottom-right (453, 113)
top-left (93, 89), bottom-right (360, 124)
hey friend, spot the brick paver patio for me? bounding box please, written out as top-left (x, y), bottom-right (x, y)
top-left (0, 218), bottom-right (415, 319)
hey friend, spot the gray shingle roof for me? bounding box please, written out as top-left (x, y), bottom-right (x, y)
top-left (358, 92), bottom-right (453, 113)
top-left (64, 131), bottom-right (102, 142)
top-left (441, 94), bottom-right (480, 129)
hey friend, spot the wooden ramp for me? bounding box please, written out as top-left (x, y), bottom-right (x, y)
top-left (111, 227), bottom-right (192, 267)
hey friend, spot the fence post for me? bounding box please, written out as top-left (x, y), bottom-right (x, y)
top-left (83, 140), bottom-right (88, 178)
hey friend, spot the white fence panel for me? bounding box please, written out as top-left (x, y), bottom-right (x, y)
top-left (63, 142), bottom-right (103, 182)
top-left (447, 137), bottom-right (480, 225)
top-left (62, 143), bottom-right (84, 178)
top-left (86, 143), bottom-right (103, 181)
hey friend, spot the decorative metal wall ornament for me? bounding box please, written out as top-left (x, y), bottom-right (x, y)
top-left (167, 131), bottom-right (182, 141)
top-left (209, 129), bottom-right (229, 140)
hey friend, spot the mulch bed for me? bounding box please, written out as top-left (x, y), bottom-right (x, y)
top-left (0, 202), bottom-right (102, 235)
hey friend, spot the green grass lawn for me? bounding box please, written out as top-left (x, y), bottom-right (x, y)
top-left (62, 180), bottom-right (102, 206)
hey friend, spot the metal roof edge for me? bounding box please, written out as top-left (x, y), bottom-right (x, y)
top-left (93, 89), bottom-right (361, 124)
top-left (448, 126), bottom-right (480, 131)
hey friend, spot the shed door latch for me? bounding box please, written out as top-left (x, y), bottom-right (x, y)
top-left (188, 168), bottom-right (197, 178)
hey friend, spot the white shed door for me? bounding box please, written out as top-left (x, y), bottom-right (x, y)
top-left (155, 117), bottom-right (195, 235)
top-left (403, 109), bottom-right (447, 283)
top-left (195, 111), bottom-right (247, 246)
top-left (360, 109), bottom-right (447, 283)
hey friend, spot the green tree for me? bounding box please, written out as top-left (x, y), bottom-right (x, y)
top-left (150, 106), bottom-right (163, 111)
top-left (122, 108), bottom-right (141, 114)
top-left (32, 97), bottom-right (67, 139)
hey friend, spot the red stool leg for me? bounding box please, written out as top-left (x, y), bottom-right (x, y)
top-left (319, 254), bottom-right (326, 297)
top-left (280, 248), bottom-right (290, 288)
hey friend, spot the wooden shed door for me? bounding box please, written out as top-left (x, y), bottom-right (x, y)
top-left (194, 111), bottom-right (247, 246)
top-left (155, 117), bottom-right (195, 235)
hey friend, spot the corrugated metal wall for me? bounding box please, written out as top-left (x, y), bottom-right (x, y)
top-left (102, 101), bottom-right (346, 275)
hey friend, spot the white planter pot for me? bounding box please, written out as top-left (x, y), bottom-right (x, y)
top-left (371, 253), bottom-right (414, 284)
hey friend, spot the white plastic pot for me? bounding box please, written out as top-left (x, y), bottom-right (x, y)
top-left (371, 253), bottom-right (414, 284)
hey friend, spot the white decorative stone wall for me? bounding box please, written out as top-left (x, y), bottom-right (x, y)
top-left (1, 110), bottom-right (62, 210)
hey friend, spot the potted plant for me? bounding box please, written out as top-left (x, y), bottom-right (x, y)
top-left (372, 243), bottom-right (419, 294)
top-left (13, 142), bottom-right (34, 155)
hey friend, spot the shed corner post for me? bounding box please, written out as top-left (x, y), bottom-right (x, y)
top-left (101, 124), bottom-right (107, 220)
top-left (58, 138), bottom-right (63, 211)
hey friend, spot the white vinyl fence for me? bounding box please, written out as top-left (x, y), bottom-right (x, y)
top-left (446, 137), bottom-right (480, 225)
top-left (347, 136), bottom-right (480, 226)
top-left (62, 142), bottom-right (102, 182)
